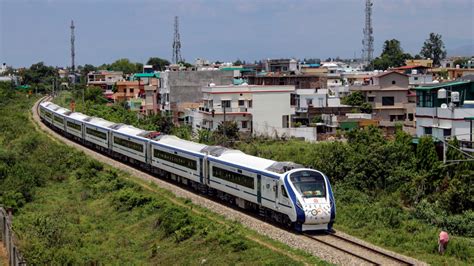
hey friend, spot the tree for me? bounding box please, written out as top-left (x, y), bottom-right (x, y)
top-left (360, 102), bottom-right (373, 114)
top-left (177, 61), bottom-right (193, 68)
top-left (21, 62), bottom-right (58, 85)
top-left (109, 58), bottom-right (141, 74)
top-left (371, 39), bottom-right (413, 70)
top-left (420, 33), bottom-right (446, 66)
top-left (146, 57), bottom-right (170, 71)
top-left (342, 91), bottom-right (364, 106)
top-left (215, 121), bottom-right (239, 141)
top-left (233, 59), bottom-right (243, 66)
top-left (84, 86), bottom-right (107, 104)
top-left (453, 58), bottom-right (469, 68)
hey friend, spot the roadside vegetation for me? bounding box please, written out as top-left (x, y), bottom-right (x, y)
top-left (52, 89), bottom-right (474, 265)
top-left (236, 130), bottom-right (473, 265)
top-left (0, 82), bottom-right (327, 265)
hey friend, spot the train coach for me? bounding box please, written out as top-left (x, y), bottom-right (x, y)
top-left (39, 101), bottom-right (336, 231)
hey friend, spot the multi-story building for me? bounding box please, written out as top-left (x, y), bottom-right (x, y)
top-left (114, 73), bottom-right (160, 114)
top-left (392, 65), bottom-right (433, 88)
top-left (415, 80), bottom-right (474, 142)
top-left (191, 84), bottom-right (317, 141)
top-left (349, 71), bottom-right (415, 127)
top-left (159, 69), bottom-right (235, 121)
top-left (87, 70), bottom-right (124, 91)
top-left (263, 58), bottom-right (298, 73)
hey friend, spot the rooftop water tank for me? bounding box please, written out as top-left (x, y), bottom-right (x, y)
top-left (451, 91), bottom-right (460, 102)
top-left (438, 88), bottom-right (447, 99)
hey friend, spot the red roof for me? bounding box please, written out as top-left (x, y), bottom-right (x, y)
top-left (376, 71), bottom-right (409, 78)
top-left (392, 65), bottom-right (429, 70)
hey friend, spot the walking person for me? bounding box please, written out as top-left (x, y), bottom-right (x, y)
top-left (438, 231), bottom-right (449, 255)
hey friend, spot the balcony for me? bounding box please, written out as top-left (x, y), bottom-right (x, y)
top-left (198, 106), bottom-right (250, 114)
top-left (416, 107), bottom-right (474, 120)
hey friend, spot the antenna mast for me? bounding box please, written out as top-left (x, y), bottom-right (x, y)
top-left (362, 0), bottom-right (374, 67)
top-left (70, 20), bottom-right (75, 74)
top-left (172, 16), bottom-right (182, 64)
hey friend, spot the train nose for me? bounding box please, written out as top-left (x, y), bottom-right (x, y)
top-left (303, 204), bottom-right (331, 224)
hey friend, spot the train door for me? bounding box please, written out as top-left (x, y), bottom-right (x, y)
top-left (257, 174), bottom-right (262, 205)
top-left (278, 180), bottom-right (291, 208)
top-left (273, 179), bottom-right (279, 209)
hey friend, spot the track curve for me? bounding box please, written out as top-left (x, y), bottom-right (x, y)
top-left (32, 96), bottom-right (427, 266)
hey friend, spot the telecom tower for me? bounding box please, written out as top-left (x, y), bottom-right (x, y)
top-left (362, 0), bottom-right (374, 66)
top-left (70, 20), bottom-right (75, 73)
top-left (172, 16), bottom-right (182, 64)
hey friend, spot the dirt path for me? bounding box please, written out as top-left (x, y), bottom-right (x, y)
top-left (0, 242), bottom-right (8, 266)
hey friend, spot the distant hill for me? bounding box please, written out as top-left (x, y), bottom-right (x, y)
top-left (448, 44), bottom-right (474, 57)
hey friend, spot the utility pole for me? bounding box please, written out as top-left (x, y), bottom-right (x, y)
top-left (70, 20), bottom-right (76, 80)
top-left (223, 105), bottom-right (226, 138)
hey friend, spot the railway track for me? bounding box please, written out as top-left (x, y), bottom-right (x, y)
top-left (33, 96), bottom-right (424, 265)
top-left (303, 231), bottom-right (414, 265)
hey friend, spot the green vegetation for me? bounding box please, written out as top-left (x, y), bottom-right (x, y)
top-left (51, 89), bottom-right (474, 264)
top-left (370, 39), bottom-right (413, 70)
top-left (420, 33), bottom-right (447, 67)
top-left (236, 129), bottom-right (473, 265)
top-left (0, 83), bottom-right (327, 264)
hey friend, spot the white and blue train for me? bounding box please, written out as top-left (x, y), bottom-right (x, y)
top-left (39, 101), bottom-right (336, 231)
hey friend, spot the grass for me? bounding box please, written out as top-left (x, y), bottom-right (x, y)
top-left (50, 91), bottom-right (474, 265)
top-left (0, 90), bottom-right (331, 264)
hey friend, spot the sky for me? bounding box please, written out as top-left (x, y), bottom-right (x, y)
top-left (0, 0), bottom-right (473, 68)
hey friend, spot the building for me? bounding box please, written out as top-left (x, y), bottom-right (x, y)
top-left (87, 70), bottom-right (124, 91)
top-left (392, 65), bottom-right (433, 87)
top-left (405, 59), bottom-right (433, 68)
top-left (349, 71), bottom-right (415, 127)
top-left (263, 58), bottom-right (298, 73)
top-left (415, 80), bottom-right (474, 142)
top-left (159, 69), bottom-right (235, 121)
top-left (114, 73), bottom-right (161, 114)
top-left (192, 84), bottom-right (317, 141)
top-left (245, 72), bottom-right (326, 90)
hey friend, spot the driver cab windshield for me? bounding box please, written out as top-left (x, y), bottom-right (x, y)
top-left (290, 171), bottom-right (326, 198)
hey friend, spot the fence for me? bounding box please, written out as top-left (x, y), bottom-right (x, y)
top-left (0, 207), bottom-right (26, 266)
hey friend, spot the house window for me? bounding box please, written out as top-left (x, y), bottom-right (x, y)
top-left (238, 100), bottom-right (245, 106)
top-left (392, 80), bottom-right (396, 85)
top-left (443, 129), bottom-right (451, 136)
top-left (408, 113), bottom-right (414, 121)
top-left (424, 127), bottom-right (432, 135)
top-left (130, 88), bottom-right (134, 93)
top-left (248, 100), bottom-right (253, 108)
top-left (414, 77), bottom-right (419, 81)
top-left (397, 115), bottom-right (405, 120)
top-left (241, 121), bottom-right (248, 129)
top-left (221, 100), bottom-right (231, 108)
top-left (306, 99), bottom-right (313, 106)
top-left (382, 97), bottom-right (395, 106)
top-left (368, 97), bottom-right (375, 102)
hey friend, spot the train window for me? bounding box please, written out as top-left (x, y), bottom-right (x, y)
top-left (67, 121), bottom-right (81, 131)
top-left (86, 127), bottom-right (107, 140)
top-left (114, 136), bottom-right (144, 153)
top-left (213, 166), bottom-right (254, 189)
top-left (290, 171), bottom-right (326, 198)
top-left (154, 149), bottom-right (197, 170)
top-left (54, 115), bottom-right (64, 124)
top-left (45, 112), bottom-right (52, 119)
top-left (281, 185), bottom-right (288, 198)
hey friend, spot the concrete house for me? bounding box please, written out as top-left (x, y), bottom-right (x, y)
top-left (350, 71), bottom-right (414, 127)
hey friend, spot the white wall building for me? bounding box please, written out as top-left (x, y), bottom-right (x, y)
top-left (194, 84), bottom-right (317, 141)
top-left (415, 81), bottom-right (474, 142)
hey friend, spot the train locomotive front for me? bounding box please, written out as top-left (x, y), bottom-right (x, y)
top-left (284, 169), bottom-right (335, 231)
